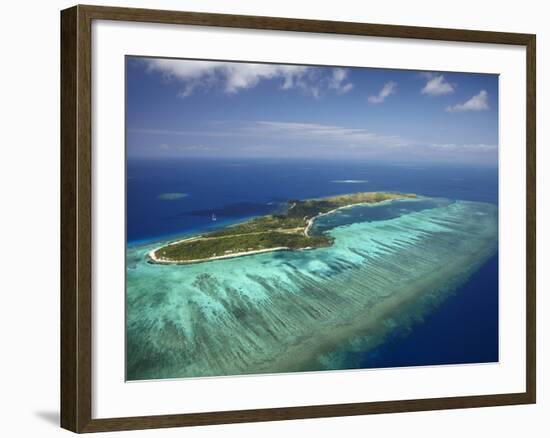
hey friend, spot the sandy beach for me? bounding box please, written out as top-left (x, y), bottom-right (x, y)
top-left (148, 245), bottom-right (292, 265)
top-left (303, 198), bottom-right (399, 236)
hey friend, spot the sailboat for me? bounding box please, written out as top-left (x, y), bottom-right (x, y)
top-left (211, 213), bottom-right (217, 221)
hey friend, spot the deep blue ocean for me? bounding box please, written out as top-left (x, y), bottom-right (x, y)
top-left (127, 158), bottom-right (499, 368)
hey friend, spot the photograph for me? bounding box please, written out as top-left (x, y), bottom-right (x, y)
top-left (125, 57), bottom-right (499, 381)
top-left (0, 0), bottom-right (542, 435)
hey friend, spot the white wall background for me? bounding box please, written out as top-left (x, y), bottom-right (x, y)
top-left (0, 0), bottom-right (546, 436)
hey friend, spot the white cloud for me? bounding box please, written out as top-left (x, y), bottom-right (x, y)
top-left (129, 120), bottom-right (497, 162)
top-left (446, 90), bottom-right (490, 112)
top-left (156, 143), bottom-right (220, 154)
top-left (246, 120), bottom-right (408, 147)
top-left (429, 142), bottom-right (497, 152)
top-left (144, 58), bottom-right (353, 98)
top-left (130, 128), bottom-right (192, 136)
top-left (421, 74), bottom-right (455, 96)
top-left (129, 121), bottom-right (409, 149)
top-left (328, 68), bottom-right (354, 94)
top-left (368, 81), bottom-right (397, 104)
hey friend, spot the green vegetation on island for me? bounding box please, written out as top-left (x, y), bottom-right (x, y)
top-left (158, 192), bottom-right (188, 200)
top-left (149, 192), bottom-right (416, 264)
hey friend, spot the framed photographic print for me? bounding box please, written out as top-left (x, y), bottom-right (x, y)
top-left (60, 4), bottom-right (536, 433)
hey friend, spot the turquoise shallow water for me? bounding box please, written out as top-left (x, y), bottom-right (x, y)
top-left (126, 197), bottom-right (498, 380)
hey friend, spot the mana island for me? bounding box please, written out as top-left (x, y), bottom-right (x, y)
top-left (148, 192), bottom-right (416, 264)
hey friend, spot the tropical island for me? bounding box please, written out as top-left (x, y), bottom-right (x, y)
top-left (148, 192), bottom-right (416, 265)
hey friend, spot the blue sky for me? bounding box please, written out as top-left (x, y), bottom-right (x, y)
top-left (126, 56), bottom-right (498, 164)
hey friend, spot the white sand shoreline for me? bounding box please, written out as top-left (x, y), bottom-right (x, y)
top-left (148, 246), bottom-right (292, 265)
top-left (305, 201), bottom-right (372, 237)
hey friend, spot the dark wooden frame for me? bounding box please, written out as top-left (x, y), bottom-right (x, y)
top-left (61, 4), bottom-right (536, 433)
